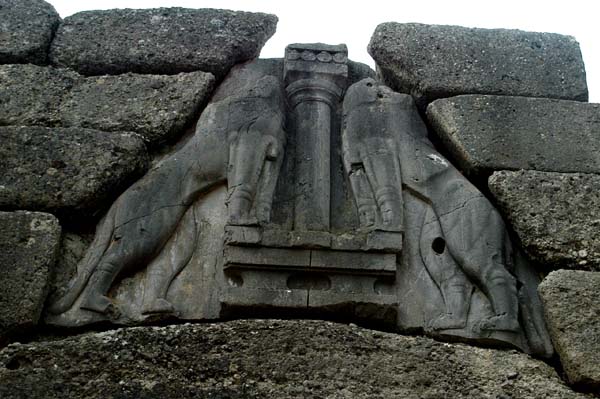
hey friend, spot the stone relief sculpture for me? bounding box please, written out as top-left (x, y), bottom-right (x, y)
top-left (342, 79), bottom-right (521, 332)
top-left (47, 43), bottom-right (552, 358)
top-left (342, 81), bottom-right (405, 234)
top-left (342, 78), bottom-right (552, 356)
top-left (49, 75), bottom-right (286, 316)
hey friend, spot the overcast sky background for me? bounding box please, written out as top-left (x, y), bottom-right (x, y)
top-left (48, 0), bottom-right (598, 102)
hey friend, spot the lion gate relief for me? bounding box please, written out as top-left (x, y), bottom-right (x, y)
top-left (47, 43), bottom-right (553, 357)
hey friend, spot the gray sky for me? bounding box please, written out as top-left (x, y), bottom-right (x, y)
top-left (48, 0), bottom-right (598, 102)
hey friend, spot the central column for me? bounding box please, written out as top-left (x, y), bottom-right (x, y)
top-left (284, 44), bottom-right (348, 231)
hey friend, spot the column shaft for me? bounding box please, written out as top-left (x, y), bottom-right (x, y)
top-left (293, 100), bottom-right (331, 231)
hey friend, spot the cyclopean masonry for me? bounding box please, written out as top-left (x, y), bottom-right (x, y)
top-left (46, 43), bottom-right (552, 358)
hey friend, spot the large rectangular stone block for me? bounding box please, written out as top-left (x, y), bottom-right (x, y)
top-left (489, 170), bottom-right (600, 272)
top-left (0, 126), bottom-right (149, 217)
top-left (0, 0), bottom-right (60, 65)
top-left (427, 95), bottom-right (600, 177)
top-left (0, 64), bottom-right (215, 147)
top-left (0, 211), bottom-right (60, 338)
top-left (50, 8), bottom-right (277, 77)
top-left (369, 23), bottom-right (588, 108)
top-left (0, 64), bottom-right (79, 126)
top-left (58, 71), bottom-right (214, 147)
top-left (0, 320), bottom-right (587, 398)
top-left (539, 270), bottom-right (600, 391)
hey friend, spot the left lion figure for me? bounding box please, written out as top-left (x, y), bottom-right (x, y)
top-left (49, 74), bottom-right (287, 315)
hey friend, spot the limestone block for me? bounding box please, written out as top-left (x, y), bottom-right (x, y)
top-left (0, 320), bottom-right (585, 398)
top-left (58, 71), bottom-right (214, 147)
top-left (539, 270), bottom-right (600, 391)
top-left (0, 211), bottom-right (60, 338)
top-left (0, 64), bottom-right (80, 127)
top-left (50, 232), bottom-right (93, 306)
top-left (369, 23), bottom-right (588, 108)
top-left (427, 95), bottom-right (600, 177)
top-left (0, 64), bottom-right (215, 147)
top-left (0, 126), bottom-right (149, 217)
top-left (50, 8), bottom-right (278, 78)
top-left (489, 170), bottom-right (600, 271)
top-left (0, 0), bottom-right (60, 65)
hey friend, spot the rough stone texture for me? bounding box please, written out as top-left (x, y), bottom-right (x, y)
top-left (0, 211), bottom-right (60, 339)
top-left (58, 71), bottom-right (214, 147)
top-left (369, 23), bottom-right (588, 109)
top-left (340, 79), bottom-right (553, 357)
top-left (233, 59), bottom-right (376, 88)
top-left (0, 126), bottom-right (149, 218)
top-left (49, 232), bottom-right (92, 306)
top-left (489, 170), bottom-right (600, 272)
top-left (0, 0), bottom-right (61, 65)
top-left (44, 66), bottom-right (288, 325)
top-left (427, 95), bottom-right (600, 177)
top-left (539, 270), bottom-right (600, 391)
top-left (50, 8), bottom-right (278, 78)
top-left (0, 64), bottom-right (215, 147)
top-left (0, 320), bottom-right (586, 398)
top-left (348, 60), bottom-right (376, 84)
top-left (0, 64), bottom-right (81, 127)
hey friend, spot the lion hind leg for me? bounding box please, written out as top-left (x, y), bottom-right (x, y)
top-left (48, 206), bottom-right (117, 314)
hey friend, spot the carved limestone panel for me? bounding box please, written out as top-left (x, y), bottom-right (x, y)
top-left (47, 44), bottom-right (553, 357)
top-left (342, 78), bottom-right (552, 356)
top-left (47, 71), bottom-right (287, 324)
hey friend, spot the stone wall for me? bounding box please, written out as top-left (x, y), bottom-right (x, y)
top-left (0, 1), bottom-right (598, 397)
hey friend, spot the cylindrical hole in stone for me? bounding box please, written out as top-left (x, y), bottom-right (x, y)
top-left (374, 277), bottom-right (395, 296)
top-left (5, 356), bottom-right (24, 370)
top-left (225, 271), bottom-right (244, 287)
top-left (432, 237), bottom-right (446, 254)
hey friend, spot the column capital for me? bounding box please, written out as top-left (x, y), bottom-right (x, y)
top-left (284, 43), bottom-right (348, 105)
top-left (285, 78), bottom-right (345, 108)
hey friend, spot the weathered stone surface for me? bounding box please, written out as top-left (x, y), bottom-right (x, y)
top-left (489, 170), bottom-right (600, 271)
top-left (0, 211), bottom-right (60, 338)
top-left (0, 0), bottom-right (60, 65)
top-left (46, 187), bottom-right (228, 326)
top-left (58, 71), bottom-right (214, 147)
top-left (427, 95), bottom-right (600, 177)
top-left (0, 64), bottom-right (80, 127)
top-left (49, 232), bottom-right (92, 306)
top-left (369, 23), bottom-right (588, 108)
top-left (340, 79), bottom-right (552, 356)
top-left (41, 56), bottom-right (552, 357)
top-left (0, 126), bottom-right (149, 217)
top-left (284, 43), bottom-right (348, 231)
top-left (0, 320), bottom-right (585, 398)
top-left (0, 64), bottom-right (215, 146)
top-left (348, 60), bottom-right (376, 84)
top-left (227, 58), bottom-right (376, 89)
top-left (50, 8), bottom-right (278, 77)
top-left (539, 270), bottom-right (600, 391)
top-left (45, 67), bottom-right (287, 323)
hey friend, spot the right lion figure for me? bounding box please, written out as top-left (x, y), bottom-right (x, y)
top-left (342, 78), bottom-right (553, 357)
